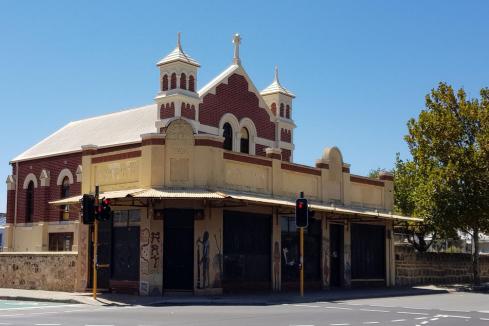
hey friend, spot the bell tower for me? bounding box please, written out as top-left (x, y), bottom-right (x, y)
top-left (155, 33), bottom-right (200, 130)
top-left (261, 66), bottom-right (296, 161)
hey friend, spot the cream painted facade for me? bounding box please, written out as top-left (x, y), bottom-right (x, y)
top-left (69, 118), bottom-right (398, 295)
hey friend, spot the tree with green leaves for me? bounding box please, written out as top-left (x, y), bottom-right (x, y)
top-left (405, 82), bottom-right (489, 285)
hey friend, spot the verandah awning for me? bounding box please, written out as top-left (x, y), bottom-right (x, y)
top-left (49, 188), bottom-right (422, 222)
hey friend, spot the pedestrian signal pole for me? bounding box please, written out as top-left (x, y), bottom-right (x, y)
top-left (93, 186), bottom-right (99, 300)
top-left (296, 191), bottom-right (308, 297)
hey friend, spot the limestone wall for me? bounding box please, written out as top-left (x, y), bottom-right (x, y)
top-left (0, 252), bottom-right (77, 292)
top-left (395, 245), bottom-right (489, 286)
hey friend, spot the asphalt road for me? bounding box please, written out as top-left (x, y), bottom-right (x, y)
top-left (1, 292), bottom-right (489, 326)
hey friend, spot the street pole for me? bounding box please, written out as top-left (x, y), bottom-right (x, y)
top-left (92, 186), bottom-right (99, 300)
top-left (300, 226), bottom-right (304, 297)
top-left (299, 191), bottom-right (304, 297)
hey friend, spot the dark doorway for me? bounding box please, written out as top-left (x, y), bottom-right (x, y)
top-left (111, 210), bottom-right (140, 283)
top-left (351, 223), bottom-right (385, 284)
top-left (163, 210), bottom-right (194, 291)
top-left (281, 216), bottom-right (322, 291)
top-left (223, 211), bottom-right (271, 292)
top-left (88, 219), bottom-right (111, 290)
top-left (329, 223), bottom-right (344, 287)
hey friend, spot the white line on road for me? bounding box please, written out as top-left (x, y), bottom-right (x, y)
top-left (414, 317), bottom-right (428, 320)
top-left (359, 308), bottom-right (390, 313)
top-left (391, 320), bottom-right (406, 323)
top-left (396, 311), bottom-right (429, 316)
top-left (330, 324), bottom-right (350, 326)
top-left (0, 304), bottom-right (78, 311)
top-left (363, 322), bottom-right (380, 324)
top-left (324, 306), bottom-right (353, 310)
top-left (481, 318), bottom-right (489, 321)
top-left (438, 314), bottom-right (471, 319)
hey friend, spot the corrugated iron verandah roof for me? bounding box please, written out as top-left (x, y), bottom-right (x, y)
top-left (49, 188), bottom-right (421, 222)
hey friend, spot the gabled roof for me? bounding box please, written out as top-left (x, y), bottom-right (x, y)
top-left (12, 104), bottom-right (157, 162)
top-left (198, 64), bottom-right (275, 121)
top-left (260, 66), bottom-right (295, 98)
top-left (156, 33), bottom-right (200, 67)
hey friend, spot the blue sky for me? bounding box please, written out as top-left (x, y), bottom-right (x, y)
top-left (1, 1), bottom-right (488, 211)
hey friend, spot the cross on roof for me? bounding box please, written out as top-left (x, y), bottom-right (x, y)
top-left (233, 33), bottom-right (241, 65)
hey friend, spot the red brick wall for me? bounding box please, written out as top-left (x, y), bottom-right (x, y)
top-left (15, 153), bottom-right (82, 223)
top-left (280, 128), bottom-right (292, 143)
top-left (255, 144), bottom-right (267, 157)
top-left (199, 74), bottom-right (276, 140)
top-left (181, 103), bottom-right (196, 120)
top-left (160, 103), bottom-right (175, 119)
top-left (281, 149), bottom-right (291, 162)
top-left (6, 190), bottom-right (15, 224)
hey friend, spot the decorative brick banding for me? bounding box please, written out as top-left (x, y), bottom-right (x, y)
top-left (223, 152), bottom-right (272, 167)
top-left (142, 138), bottom-right (165, 146)
top-left (199, 74), bottom-right (276, 141)
top-left (281, 163), bottom-right (321, 176)
top-left (350, 175), bottom-right (384, 187)
top-left (315, 162), bottom-right (329, 169)
top-left (92, 150), bottom-right (141, 164)
top-left (195, 139), bottom-right (223, 148)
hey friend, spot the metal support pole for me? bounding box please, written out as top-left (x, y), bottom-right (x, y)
top-left (300, 226), bottom-right (304, 297)
top-left (92, 186), bottom-right (99, 300)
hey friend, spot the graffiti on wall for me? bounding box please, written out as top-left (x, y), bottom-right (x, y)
top-left (196, 231), bottom-right (210, 289)
top-left (273, 241), bottom-right (280, 291)
top-left (212, 231), bottom-right (223, 288)
top-left (141, 228), bottom-right (161, 275)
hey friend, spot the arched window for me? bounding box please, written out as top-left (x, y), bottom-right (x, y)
top-left (162, 74), bottom-right (168, 91)
top-left (189, 75), bottom-right (195, 92)
top-left (180, 73), bottom-right (187, 89)
top-left (26, 181), bottom-right (34, 223)
top-left (271, 103), bottom-right (277, 116)
top-left (223, 123), bottom-right (233, 151)
top-left (170, 73), bottom-right (177, 89)
top-left (60, 176), bottom-right (70, 221)
top-left (286, 105), bottom-right (291, 119)
top-left (280, 103), bottom-right (284, 117)
top-left (240, 127), bottom-right (249, 154)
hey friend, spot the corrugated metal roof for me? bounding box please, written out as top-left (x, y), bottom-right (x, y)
top-left (49, 187), bottom-right (421, 222)
top-left (131, 188), bottom-right (227, 199)
top-left (260, 66), bottom-right (295, 98)
top-left (157, 35), bottom-right (200, 67)
top-left (13, 104), bottom-right (157, 162)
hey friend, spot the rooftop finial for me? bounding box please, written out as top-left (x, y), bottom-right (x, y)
top-left (232, 33), bottom-right (241, 65)
top-left (177, 32), bottom-right (182, 50)
top-left (274, 65), bottom-right (279, 83)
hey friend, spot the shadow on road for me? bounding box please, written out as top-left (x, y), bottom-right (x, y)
top-left (85, 286), bottom-right (451, 307)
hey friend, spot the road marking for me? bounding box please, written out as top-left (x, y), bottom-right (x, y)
top-left (430, 318), bottom-right (439, 321)
top-left (439, 314), bottom-right (471, 319)
top-left (85, 325), bottom-right (115, 326)
top-left (0, 304), bottom-right (78, 311)
top-left (391, 320), bottom-right (406, 323)
top-left (360, 308), bottom-right (389, 313)
top-left (481, 318), bottom-right (489, 321)
top-left (330, 324), bottom-right (349, 326)
top-left (420, 322), bottom-right (429, 325)
top-left (35, 324), bottom-right (61, 326)
top-left (414, 317), bottom-right (428, 320)
top-left (363, 322), bottom-right (379, 324)
top-left (396, 311), bottom-right (429, 316)
top-left (324, 306), bottom-right (353, 310)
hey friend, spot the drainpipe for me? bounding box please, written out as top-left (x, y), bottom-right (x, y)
top-left (12, 162), bottom-right (19, 251)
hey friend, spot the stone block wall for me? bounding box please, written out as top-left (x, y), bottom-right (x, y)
top-left (0, 252), bottom-right (77, 292)
top-left (395, 245), bottom-right (489, 286)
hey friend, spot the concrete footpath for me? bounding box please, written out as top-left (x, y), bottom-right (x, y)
top-left (0, 286), bottom-right (458, 307)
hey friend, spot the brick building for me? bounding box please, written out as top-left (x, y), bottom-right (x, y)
top-left (3, 34), bottom-right (418, 295)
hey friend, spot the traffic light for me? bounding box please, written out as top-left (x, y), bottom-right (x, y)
top-left (97, 197), bottom-right (112, 221)
top-left (295, 198), bottom-right (309, 228)
top-left (81, 194), bottom-right (95, 225)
